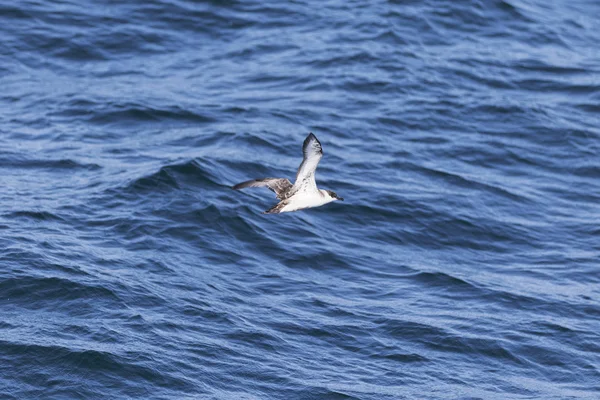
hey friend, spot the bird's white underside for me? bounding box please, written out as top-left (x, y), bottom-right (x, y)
top-left (279, 190), bottom-right (337, 213)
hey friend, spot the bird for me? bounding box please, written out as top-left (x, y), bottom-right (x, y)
top-left (233, 133), bottom-right (343, 214)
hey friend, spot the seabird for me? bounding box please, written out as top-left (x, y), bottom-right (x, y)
top-left (233, 133), bottom-right (343, 214)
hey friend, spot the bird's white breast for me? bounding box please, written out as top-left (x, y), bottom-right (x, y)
top-left (279, 192), bottom-right (333, 213)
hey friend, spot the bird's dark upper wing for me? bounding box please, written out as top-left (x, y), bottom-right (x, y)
top-left (232, 178), bottom-right (293, 200)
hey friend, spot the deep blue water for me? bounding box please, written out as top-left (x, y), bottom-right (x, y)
top-left (1, 0), bottom-right (600, 398)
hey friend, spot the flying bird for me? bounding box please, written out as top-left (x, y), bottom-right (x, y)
top-left (233, 133), bottom-right (343, 214)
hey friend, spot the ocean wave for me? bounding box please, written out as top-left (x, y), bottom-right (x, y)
top-left (124, 160), bottom-right (221, 194)
top-left (0, 276), bottom-right (122, 310)
top-left (51, 99), bottom-right (217, 127)
top-left (2, 0), bottom-right (600, 398)
top-left (0, 156), bottom-right (101, 171)
top-left (3, 210), bottom-right (66, 222)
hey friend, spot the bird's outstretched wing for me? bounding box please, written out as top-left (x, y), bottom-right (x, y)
top-left (232, 178), bottom-right (293, 200)
top-left (294, 133), bottom-right (323, 192)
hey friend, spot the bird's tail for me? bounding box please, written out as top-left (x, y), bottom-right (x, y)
top-left (263, 202), bottom-right (286, 214)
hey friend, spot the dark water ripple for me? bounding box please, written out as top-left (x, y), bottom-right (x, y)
top-left (1, 0), bottom-right (600, 399)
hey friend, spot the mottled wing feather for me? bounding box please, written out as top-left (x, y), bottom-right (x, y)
top-left (294, 133), bottom-right (323, 192)
top-left (263, 200), bottom-right (288, 214)
top-left (232, 178), bottom-right (293, 200)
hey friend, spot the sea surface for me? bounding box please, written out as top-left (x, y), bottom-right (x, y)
top-left (1, 0), bottom-right (599, 399)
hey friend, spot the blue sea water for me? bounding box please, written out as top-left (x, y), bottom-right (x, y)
top-left (1, 0), bottom-right (599, 398)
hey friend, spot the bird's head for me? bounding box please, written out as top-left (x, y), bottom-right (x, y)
top-left (323, 190), bottom-right (344, 202)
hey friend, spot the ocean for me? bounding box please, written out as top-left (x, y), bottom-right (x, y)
top-left (1, 0), bottom-right (599, 398)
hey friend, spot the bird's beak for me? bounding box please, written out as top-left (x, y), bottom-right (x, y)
top-left (337, 196), bottom-right (344, 201)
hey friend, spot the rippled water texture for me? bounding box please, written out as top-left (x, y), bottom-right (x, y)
top-left (1, 0), bottom-right (599, 399)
